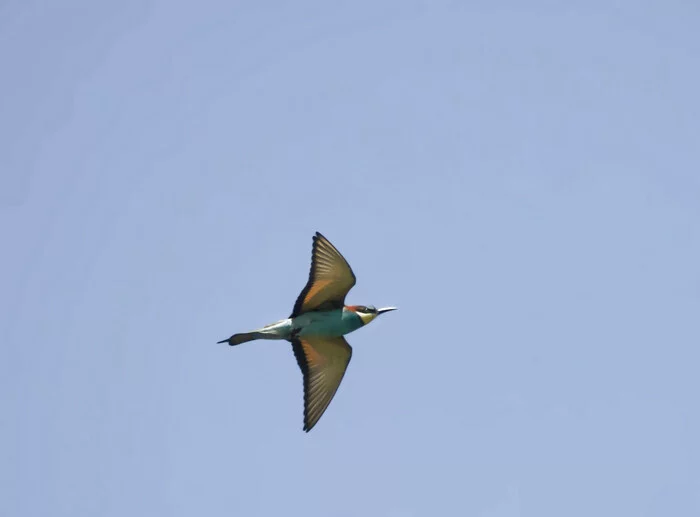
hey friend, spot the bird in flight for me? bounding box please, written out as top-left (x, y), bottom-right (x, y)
top-left (218, 232), bottom-right (397, 432)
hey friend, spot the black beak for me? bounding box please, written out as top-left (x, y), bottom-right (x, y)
top-left (376, 307), bottom-right (398, 315)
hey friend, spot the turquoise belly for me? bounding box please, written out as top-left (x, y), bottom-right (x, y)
top-left (294, 309), bottom-right (363, 337)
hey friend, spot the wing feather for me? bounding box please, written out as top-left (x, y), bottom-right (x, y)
top-left (291, 336), bottom-right (353, 432)
top-left (290, 232), bottom-right (356, 317)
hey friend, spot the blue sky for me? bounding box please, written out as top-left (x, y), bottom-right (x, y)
top-left (2, 1), bottom-right (699, 515)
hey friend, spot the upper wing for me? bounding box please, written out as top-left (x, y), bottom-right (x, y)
top-left (290, 232), bottom-right (356, 318)
top-left (291, 335), bottom-right (353, 432)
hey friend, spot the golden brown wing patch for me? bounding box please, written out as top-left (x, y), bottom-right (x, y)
top-left (290, 232), bottom-right (356, 317)
top-left (291, 336), bottom-right (353, 432)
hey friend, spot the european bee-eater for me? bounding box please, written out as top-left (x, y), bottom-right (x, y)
top-left (218, 232), bottom-right (396, 432)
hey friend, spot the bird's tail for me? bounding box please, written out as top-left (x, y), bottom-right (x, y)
top-left (217, 332), bottom-right (264, 346)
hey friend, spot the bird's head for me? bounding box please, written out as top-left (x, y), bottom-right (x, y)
top-left (349, 305), bottom-right (398, 325)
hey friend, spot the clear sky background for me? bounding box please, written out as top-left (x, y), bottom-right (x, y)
top-left (2, 1), bottom-right (699, 516)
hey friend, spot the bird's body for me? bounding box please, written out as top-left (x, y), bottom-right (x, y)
top-left (238, 308), bottom-right (366, 342)
top-left (218, 232), bottom-right (396, 432)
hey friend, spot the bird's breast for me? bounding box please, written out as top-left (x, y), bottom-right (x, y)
top-left (294, 309), bottom-right (363, 337)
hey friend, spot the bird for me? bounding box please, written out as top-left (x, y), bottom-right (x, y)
top-left (218, 231), bottom-right (397, 432)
